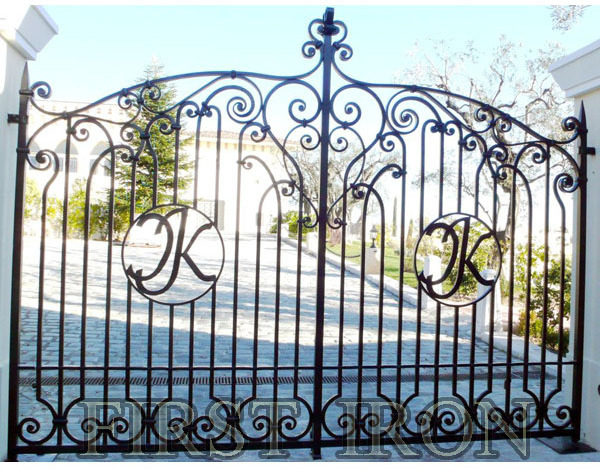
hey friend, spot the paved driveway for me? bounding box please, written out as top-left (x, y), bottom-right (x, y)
top-left (16, 233), bottom-right (569, 450)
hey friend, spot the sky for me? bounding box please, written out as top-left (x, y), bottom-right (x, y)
top-left (29, 5), bottom-right (600, 103)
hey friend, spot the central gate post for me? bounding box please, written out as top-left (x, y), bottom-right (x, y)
top-left (312, 7), bottom-right (336, 460)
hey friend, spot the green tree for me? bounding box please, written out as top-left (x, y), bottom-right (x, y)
top-left (46, 196), bottom-right (63, 238)
top-left (101, 61), bottom-right (193, 239)
top-left (24, 179), bottom-right (41, 220)
top-left (67, 178), bottom-right (87, 239)
top-left (515, 243), bottom-right (571, 354)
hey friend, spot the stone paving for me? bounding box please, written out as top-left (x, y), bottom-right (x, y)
top-left (14, 233), bottom-right (577, 458)
top-left (36, 439), bottom-right (597, 462)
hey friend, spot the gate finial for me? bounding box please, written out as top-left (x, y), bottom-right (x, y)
top-left (579, 101), bottom-right (586, 129)
top-left (579, 102), bottom-right (597, 156)
top-left (321, 7), bottom-right (338, 36)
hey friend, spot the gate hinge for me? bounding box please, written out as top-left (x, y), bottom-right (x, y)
top-left (7, 113), bottom-right (28, 125)
top-left (580, 146), bottom-right (596, 156)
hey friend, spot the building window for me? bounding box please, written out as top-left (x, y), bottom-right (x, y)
top-left (54, 140), bottom-right (79, 172)
top-left (89, 158), bottom-right (111, 177)
top-left (90, 143), bottom-right (111, 177)
top-left (58, 156), bottom-right (78, 172)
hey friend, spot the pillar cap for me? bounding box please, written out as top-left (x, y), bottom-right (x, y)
top-left (550, 39), bottom-right (600, 98)
top-left (0, 5), bottom-right (58, 60)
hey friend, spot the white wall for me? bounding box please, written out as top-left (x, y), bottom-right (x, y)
top-left (0, 5), bottom-right (57, 461)
top-left (0, 36), bottom-right (25, 464)
top-left (551, 41), bottom-right (600, 449)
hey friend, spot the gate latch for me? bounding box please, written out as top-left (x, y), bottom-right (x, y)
top-left (7, 113), bottom-right (28, 124)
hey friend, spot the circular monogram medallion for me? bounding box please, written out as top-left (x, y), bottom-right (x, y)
top-left (414, 213), bottom-right (501, 307)
top-left (121, 204), bottom-right (224, 305)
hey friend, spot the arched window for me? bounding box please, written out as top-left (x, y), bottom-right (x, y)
top-left (54, 140), bottom-right (79, 172)
top-left (89, 142), bottom-right (111, 176)
top-left (54, 140), bottom-right (79, 155)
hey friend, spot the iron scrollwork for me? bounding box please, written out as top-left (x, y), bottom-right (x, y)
top-left (10, 6), bottom-right (586, 459)
top-left (414, 213), bottom-right (502, 307)
top-left (122, 204), bottom-right (224, 305)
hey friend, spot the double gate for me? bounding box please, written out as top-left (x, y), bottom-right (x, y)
top-left (9, 8), bottom-right (590, 459)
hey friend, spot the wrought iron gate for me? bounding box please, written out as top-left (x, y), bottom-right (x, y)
top-left (9, 8), bottom-right (590, 459)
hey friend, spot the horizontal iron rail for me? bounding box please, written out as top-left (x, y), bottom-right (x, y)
top-left (17, 361), bottom-right (576, 372)
top-left (18, 366), bottom-right (553, 387)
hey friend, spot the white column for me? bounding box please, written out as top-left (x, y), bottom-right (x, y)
top-left (550, 40), bottom-right (600, 449)
top-left (280, 223), bottom-right (289, 239)
top-left (364, 246), bottom-right (380, 275)
top-left (421, 255), bottom-right (441, 309)
top-left (306, 231), bottom-right (318, 253)
top-left (0, 5), bottom-right (57, 460)
top-left (475, 269), bottom-right (502, 333)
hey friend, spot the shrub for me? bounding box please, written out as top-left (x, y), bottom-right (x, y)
top-left (270, 210), bottom-right (315, 237)
top-left (514, 244), bottom-right (571, 355)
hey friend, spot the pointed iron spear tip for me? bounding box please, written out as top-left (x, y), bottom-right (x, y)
top-left (579, 101), bottom-right (596, 156)
top-left (579, 101), bottom-right (586, 126)
top-left (20, 63), bottom-right (29, 91)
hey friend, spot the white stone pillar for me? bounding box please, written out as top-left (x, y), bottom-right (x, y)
top-left (550, 40), bottom-right (600, 449)
top-left (364, 246), bottom-right (380, 275)
top-left (306, 231), bottom-right (318, 253)
top-left (0, 5), bottom-right (57, 460)
top-left (421, 255), bottom-right (441, 309)
top-left (475, 269), bottom-right (502, 333)
top-left (280, 223), bottom-right (289, 239)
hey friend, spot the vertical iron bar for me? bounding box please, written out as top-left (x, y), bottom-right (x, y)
top-left (125, 159), bottom-right (137, 400)
top-left (376, 201), bottom-right (386, 398)
top-left (103, 140), bottom-right (116, 447)
top-left (336, 177), bottom-right (347, 404)
top-left (557, 167), bottom-right (567, 386)
top-left (252, 205), bottom-right (263, 399)
top-left (312, 8), bottom-right (336, 459)
top-left (357, 201), bottom-right (368, 446)
top-left (433, 125), bottom-right (444, 439)
top-left (57, 118), bottom-right (73, 447)
top-left (571, 104), bottom-right (588, 441)
top-left (208, 115), bottom-right (222, 404)
top-left (539, 157), bottom-right (550, 431)
top-left (230, 138), bottom-right (242, 418)
top-left (168, 305), bottom-right (174, 401)
top-left (523, 185), bottom-right (533, 397)
top-left (173, 119), bottom-right (180, 204)
top-left (146, 302), bottom-right (153, 446)
top-left (187, 115), bottom-right (202, 427)
top-left (293, 181), bottom-right (305, 398)
top-left (7, 65), bottom-right (30, 461)
top-left (486, 175), bottom-right (498, 396)
top-left (469, 158), bottom-right (484, 409)
top-left (505, 167), bottom-right (517, 416)
top-left (187, 301), bottom-right (195, 428)
top-left (80, 151), bottom-right (93, 405)
top-left (453, 129), bottom-right (463, 400)
top-left (272, 190), bottom-right (283, 450)
top-left (415, 122), bottom-right (428, 400)
top-left (395, 141), bottom-right (406, 405)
